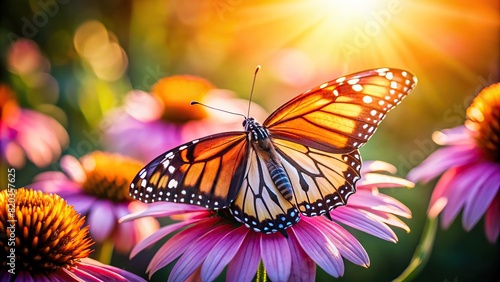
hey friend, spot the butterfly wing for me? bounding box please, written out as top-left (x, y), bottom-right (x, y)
top-left (230, 144), bottom-right (300, 234)
top-left (130, 132), bottom-right (249, 208)
top-left (264, 68), bottom-right (417, 153)
top-left (272, 138), bottom-right (361, 217)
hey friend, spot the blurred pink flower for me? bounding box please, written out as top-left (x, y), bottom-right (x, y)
top-left (122, 161), bottom-right (412, 281)
top-left (103, 75), bottom-right (266, 162)
top-left (0, 84), bottom-right (68, 168)
top-left (30, 151), bottom-right (160, 254)
top-left (408, 83), bottom-right (500, 243)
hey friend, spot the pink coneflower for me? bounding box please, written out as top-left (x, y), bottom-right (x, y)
top-left (122, 161), bottom-right (413, 281)
top-left (103, 75), bottom-right (266, 162)
top-left (0, 84), bottom-right (68, 168)
top-left (30, 151), bottom-right (159, 254)
top-left (408, 83), bottom-right (500, 243)
top-left (0, 188), bottom-right (145, 282)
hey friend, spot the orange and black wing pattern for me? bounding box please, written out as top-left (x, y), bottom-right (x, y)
top-left (273, 138), bottom-right (361, 217)
top-left (130, 132), bottom-right (249, 209)
top-left (264, 68), bottom-right (417, 153)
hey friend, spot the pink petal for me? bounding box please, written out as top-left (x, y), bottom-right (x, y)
top-left (60, 155), bottom-right (86, 183)
top-left (427, 168), bottom-right (459, 218)
top-left (407, 144), bottom-right (479, 183)
top-left (65, 193), bottom-right (96, 214)
top-left (147, 218), bottom-right (220, 275)
top-left (432, 126), bottom-right (474, 146)
top-left (441, 164), bottom-right (489, 229)
top-left (112, 204), bottom-right (137, 253)
top-left (288, 231), bottom-right (316, 282)
top-left (361, 161), bottom-right (397, 175)
top-left (227, 231), bottom-right (262, 282)
top-left (120, 202), bottom-right (205, 222)
top-left (78, 258), bottom-right (146, 281)
top-left (201, 226), bottom-right (249, 281)
top-left (348, 190), bottom-right (412, 218)
top-left (87, 200), bottom-right (116, 242)
top-left (260, 232), bottom-right (292, 281)
top-left (485, 192), bottom-right (500, 243)
top-left (463, 167), bottom-right (500, 231)
top-left (292, 220), bottom-right (343, 278)
top-left (332, 207), bottom-right (398, 242)
top-left (169, 224), bottom-right (234, 282)
top-left (315, 218), bottom-right (370, 267)
top-left (131, 217), bottom-right (203, 258)
top-left (357, 173), bottom-right (414, 189)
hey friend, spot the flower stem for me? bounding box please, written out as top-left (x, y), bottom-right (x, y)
top-left (95, 238), bottom-right (114, 265)
top-left (393, 216), bottom-right (438, 282)
top-left (256, 261), bottom-right (267, 282)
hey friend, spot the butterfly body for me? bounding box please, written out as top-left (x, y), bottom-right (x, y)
top-left (131, 68), bottom-right (418, 235)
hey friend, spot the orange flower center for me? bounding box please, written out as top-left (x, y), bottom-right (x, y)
top-left (0, 188), bottom-right (94, 274)
top-left (466, 83), bottom-right (500, 162)
top-left (152, 75), bottom-right (213, 123)
top-left (80, 151), bottom-right (144, 202)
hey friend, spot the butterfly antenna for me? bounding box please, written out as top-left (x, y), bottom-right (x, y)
top-left (190, 101), bottom-right (246, 119)
top-left (247, 65), bottom-right (261, 118)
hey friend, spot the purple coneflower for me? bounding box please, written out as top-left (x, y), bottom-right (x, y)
top-left (30, 151), bottom-right (159, 254)
top-left (122, 161), bottom-right (413, 281)
top-left (408, 83), bottom-right (500, 243)
top-left (0, 188), bottom-right (145, 281)
top-left (0, 84), bottom-right (68, 168)
top-left (103, 75), bottom-right (266, 162)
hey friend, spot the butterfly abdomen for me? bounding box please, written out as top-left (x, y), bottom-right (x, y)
top-left (266, 161), bottom-right (293, 202)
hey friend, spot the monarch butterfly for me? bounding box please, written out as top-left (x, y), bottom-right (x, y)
top-left (130, 67), bottom-right (417, 236)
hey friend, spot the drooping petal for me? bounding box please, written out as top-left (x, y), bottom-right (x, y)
top-left (361, 160), bottom-right (397, 175)
top-left (407, 145), bottom-right (480, 183)
top-left (87, 200), bottom-right (116, 241)
top-left (147, 218), bottom-right (220, 275)
top-left (292, 220), bottom-right (344, 278)
top-left (78, 258), bottom-right (146, 282)
top-left (484, 192), bottom-right (500, 243)
top-left (130, 217), bottom-right (204, 258)
top-left (348, 190), bottom-right (412, 218)
top-left (316, 218), bottom-right (370, 267)
top-left (288, 231), bottom-right (316, 282)
top-left (120, 202), bottom-right (205, 222)
top-left (441, 164), bottom-right (489, 229)
top-left (432, 126), bottom-right (474, 146)
top-left (260, 232), bottom-right (292, 281)
top-left (332, 207), bottom-right (398, 242)
top-left (462, 167), bottom-right (500, 231)
top-left (357, 173), bottom-right (414, 189)
top-left (226, 231), bottom-right (262, 282)
top-left (201, 226), bottom-right (249, 281)
top-left (168, 224), bottom-right (234, 282)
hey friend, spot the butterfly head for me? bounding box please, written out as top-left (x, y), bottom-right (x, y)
top-left (243, 117), bottom-right (260, 131)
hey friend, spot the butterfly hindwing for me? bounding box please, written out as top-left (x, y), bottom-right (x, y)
top-left (264, 68), bottom-right (417, 153)
top-left (272, 138), bottom-right (361, 216)
top-left (230, 145), bottom-right (300, 234)
top-left (130, 132), bottom-right (249, 208)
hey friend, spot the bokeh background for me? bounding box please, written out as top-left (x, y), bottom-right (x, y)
top-left (1, 0), bottom-right (498, 281)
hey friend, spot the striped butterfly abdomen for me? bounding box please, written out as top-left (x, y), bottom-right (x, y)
top-left (266, 161), bottom-right (293, 202)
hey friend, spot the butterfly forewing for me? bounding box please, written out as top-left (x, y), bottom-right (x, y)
top-left (264, 68), bottom-right (417, 153)
top-left (273, 138), bottom-right (361, 216)
top-left (230, 145), bottom-right (300, 233)
top-left (130, 132), bottom-right (248, 208)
